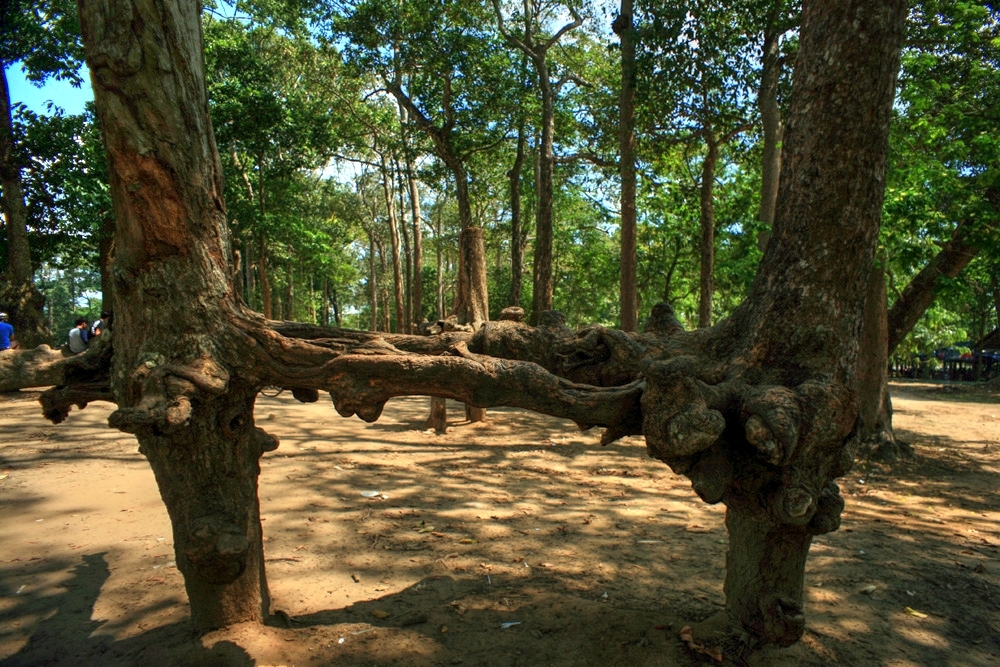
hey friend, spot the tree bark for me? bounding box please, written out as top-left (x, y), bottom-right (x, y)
top-left (615, 0), bottom-right (638, 332)
top-left (79, 0), bottom-right (272, 631)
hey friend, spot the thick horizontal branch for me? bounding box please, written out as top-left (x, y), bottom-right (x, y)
top-left (322, 349), bottom-right (644, 443)
top-left (0, 337), bottom-right (112, 393)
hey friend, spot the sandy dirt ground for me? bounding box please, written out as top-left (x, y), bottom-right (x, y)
top-left (1, 380), bottom-right (999, 666)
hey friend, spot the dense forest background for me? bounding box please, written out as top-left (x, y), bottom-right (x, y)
top-left (2, 0), bottom-right (998, 368)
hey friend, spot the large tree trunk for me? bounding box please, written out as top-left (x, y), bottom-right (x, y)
top-left (677, 0), bottom-right (905, 649)
top-left (79, 0), bottom-right (272, 631)
top-left (615, 0), bottom-right (638, 332)
top-left (0, 67), bottom-right (50, 348)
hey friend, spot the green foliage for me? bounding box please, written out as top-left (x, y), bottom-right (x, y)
top-left (0, 0), bottom-right (83, 83)
top-left (883, 0), bottom-right (1000, 352)
top-left (6, 0), bottom-right (996, 345)
top-left (14, 106), bottom-right (110, 269)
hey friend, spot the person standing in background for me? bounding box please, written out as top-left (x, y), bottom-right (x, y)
top-left (0, 312), bottom-right (14, 351)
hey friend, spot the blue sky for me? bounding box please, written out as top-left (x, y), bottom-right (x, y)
top-left (5, 64), bottom-right (93, 115)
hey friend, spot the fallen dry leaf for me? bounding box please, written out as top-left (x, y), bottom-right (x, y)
top-left (679, 626), bottom-right (723, 663)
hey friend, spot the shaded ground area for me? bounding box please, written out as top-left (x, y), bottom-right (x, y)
top-left (1, 379), bottom-right (998, 666)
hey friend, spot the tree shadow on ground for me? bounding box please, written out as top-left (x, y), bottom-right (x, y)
top-left (0, 553), bottom-right (252, 666)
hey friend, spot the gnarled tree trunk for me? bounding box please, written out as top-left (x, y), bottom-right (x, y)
top-left (29, 0), bottom-right (905, 657)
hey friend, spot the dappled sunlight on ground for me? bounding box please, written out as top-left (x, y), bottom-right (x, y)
top-left (1, 381), bottom-right (998, 665)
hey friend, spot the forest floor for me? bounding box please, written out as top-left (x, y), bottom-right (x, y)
top-left (1, 379), bottom-right (999, 667)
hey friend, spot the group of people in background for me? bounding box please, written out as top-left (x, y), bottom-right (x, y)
top-left (67, 311), bottom-right (112, 354)
top-left (0, 310), bottom-right (112, 354)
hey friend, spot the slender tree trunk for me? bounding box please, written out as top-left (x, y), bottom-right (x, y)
top-left (282, 265), bottom-right (294, 321)
top-left (367, 231), bottom-right (378, 331)
top-left (258, 235), bottom-right (271, 319)
top-left (857, 265), bottom-right (904, 460)
top-left (616, 0), bottom-right (638, 332)
top-left (0, 66), bottom-right (49, 347)
top-left (407, 159), bottom-right (423, 327)
top-left (322, 277), bottom-right (330, 326)
top-left (435, 209), bottom-right (445, 320)
top-left (698, 136), bottom-right (719, 328)
top-left (381, 156), bottom-right (405, 333)
top-left (532, 64), bottom-right (555, 323)
top-left (394, 158), bottom-right (412, 331)
top-left (508, 126), bottom-right (527, 307)
top-left (243, 241), bottom-right (255, 311)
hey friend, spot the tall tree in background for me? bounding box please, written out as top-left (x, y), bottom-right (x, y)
top-left (638, 1), bottom-right (760, 328)
top-left (331, 0), bottom-right (519, 330)
top-left (0, 0), bottom-right (83, 346)
top-left (493, 0), bottom-right (585, 323)
top-left (615, 0), bottom-right (638, 331)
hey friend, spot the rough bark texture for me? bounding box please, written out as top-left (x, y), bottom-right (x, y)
top-left (78, 0), bottom-right (270, 632)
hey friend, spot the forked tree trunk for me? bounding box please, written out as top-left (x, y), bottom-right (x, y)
top-left (69, 0), bottom-right (907, 653)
